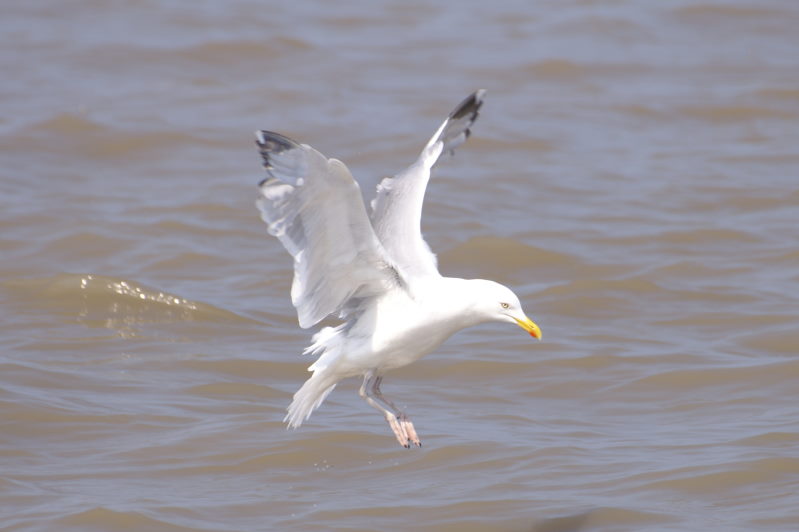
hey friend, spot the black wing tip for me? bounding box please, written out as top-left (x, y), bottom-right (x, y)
top-left (255, 130), bottom-right (299, 152)
top-left (255, 130), bottom-right (302, 173)
top-left (450, 89), bottom-right (486, 120)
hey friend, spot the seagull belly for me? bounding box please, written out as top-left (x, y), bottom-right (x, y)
top-left (347, 293), bottom-right (459, 373)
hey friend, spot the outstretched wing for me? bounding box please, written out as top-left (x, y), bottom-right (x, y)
top-left (255, 131), bottom-right (401, 329)
top-left (370, 90), bottom-right (485, 279)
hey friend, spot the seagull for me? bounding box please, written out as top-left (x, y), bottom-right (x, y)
top-left (255, 90), bottom-right (541, 448)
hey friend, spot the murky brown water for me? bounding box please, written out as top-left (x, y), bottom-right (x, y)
top-left (3, 1), bottom-right (799, 530)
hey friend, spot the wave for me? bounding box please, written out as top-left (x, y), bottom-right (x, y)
top-left (438, 235), bottom-right (621, 285)
top-left (5, 112), bottom-right (214, 162)
top-left (5, 273), bottom-right (254, 331)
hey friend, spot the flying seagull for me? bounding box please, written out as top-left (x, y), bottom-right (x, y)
top-left (255, 90), bottom-right (541, 448)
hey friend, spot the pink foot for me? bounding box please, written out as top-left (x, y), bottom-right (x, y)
top-left (386, 414), bottom-right (422, 448)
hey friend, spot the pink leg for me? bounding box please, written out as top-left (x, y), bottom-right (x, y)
top-left (359, 372), bottom-right (421, 448)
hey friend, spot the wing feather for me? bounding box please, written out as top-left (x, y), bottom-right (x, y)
top-left (255, 131), bottom-right (400, 328)
top-left (370, 90), bottom-right (485, 278)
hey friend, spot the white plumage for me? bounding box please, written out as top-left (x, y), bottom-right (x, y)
top-left (255, 90), bottom-right (541, 447)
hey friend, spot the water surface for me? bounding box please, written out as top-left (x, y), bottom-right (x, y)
top-left (2, 1), bottom-right (799, 530)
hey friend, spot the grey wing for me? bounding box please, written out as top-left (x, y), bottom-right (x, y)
top-left (255, 131), bottom-right (401, 328)
top-left (369, 90), bottom-right (485, 279)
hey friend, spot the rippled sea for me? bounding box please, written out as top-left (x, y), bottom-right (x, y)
top-left (3, 1), bottom-right (799, 531)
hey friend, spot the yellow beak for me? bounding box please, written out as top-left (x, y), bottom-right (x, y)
top-left (515, 316), bottom-right (542, 340)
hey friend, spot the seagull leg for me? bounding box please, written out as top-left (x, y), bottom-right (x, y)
top-left (359, 372), bottom-right (421, 448)
top-left (371, 376), bottom-right (421, 447)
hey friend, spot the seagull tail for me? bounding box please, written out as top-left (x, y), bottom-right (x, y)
top-left (284, 370), bottom-right (338, 429)
top-left (284, 325), bottom-right (346, 429)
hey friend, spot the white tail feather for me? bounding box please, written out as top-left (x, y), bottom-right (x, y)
top-left (284, 371), bottom-right (338, 428)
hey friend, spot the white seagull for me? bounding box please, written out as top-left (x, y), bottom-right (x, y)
top-left (255, 90), bottom-right (541, 448)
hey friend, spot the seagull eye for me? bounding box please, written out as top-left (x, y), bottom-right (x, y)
top-left (500, 302), bottom-right (510, 309)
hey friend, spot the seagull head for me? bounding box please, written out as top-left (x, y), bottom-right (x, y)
top-left (467, 280), bottom-right (542, 340)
